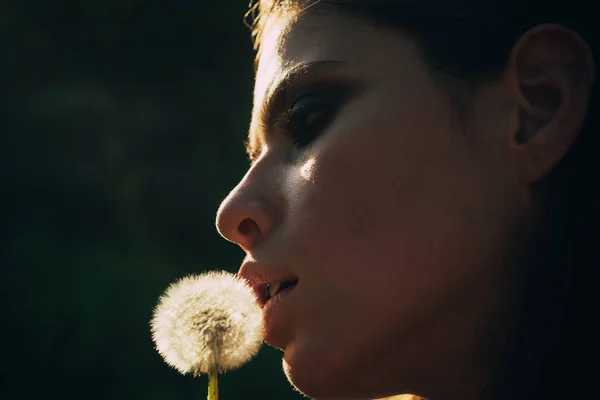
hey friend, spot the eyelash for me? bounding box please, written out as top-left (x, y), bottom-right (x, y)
top-left (277, 91), bottom-right (344, 150)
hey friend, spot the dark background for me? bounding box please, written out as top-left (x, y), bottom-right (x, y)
top-left (1, 1), bottom-right (304, 398)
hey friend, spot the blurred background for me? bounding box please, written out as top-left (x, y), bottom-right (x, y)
top-left (1, 1), bottom-right (304, 398)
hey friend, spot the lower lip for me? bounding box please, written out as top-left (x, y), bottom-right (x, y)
top-left (262, 283), bottom-right (297, 346)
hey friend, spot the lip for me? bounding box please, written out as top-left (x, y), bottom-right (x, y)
top-left (238, 258), bottom-right (299, 347)
top-left (262, 281), bottom-right (298, 347)
top-left (238, 259), bottom-right (299, 306)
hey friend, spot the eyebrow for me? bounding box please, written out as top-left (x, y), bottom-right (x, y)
top-left (247, 60), bottom-right (346, 159)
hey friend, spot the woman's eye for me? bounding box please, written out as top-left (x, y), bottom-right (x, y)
top-left (282, 92), bottom-right (342, 149)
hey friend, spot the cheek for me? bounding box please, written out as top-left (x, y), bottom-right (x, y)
top-left (274, 77), bottom-right (524, 400)
top-left (285, 100), bottom-right (519, 333)
top-left (292, 104), bottom-right (489, 277)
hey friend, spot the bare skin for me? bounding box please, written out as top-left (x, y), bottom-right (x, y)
top-left (216, 9), bottom-right (594, 400)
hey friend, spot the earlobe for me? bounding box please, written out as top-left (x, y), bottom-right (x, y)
top-left (506, 24), bottom-right (595, 183)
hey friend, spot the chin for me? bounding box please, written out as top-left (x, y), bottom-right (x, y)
top-left (282, 343), bottom-right (382, 400)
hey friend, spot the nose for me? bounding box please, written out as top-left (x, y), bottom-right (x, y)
top-left (215, 186), bottom-right (278, 251)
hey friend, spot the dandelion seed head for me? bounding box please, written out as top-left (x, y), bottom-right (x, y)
top-left (151, 271), bottom-right (264, 375)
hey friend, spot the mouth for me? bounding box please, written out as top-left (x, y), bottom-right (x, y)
top-left (237, 258), bottom-right (300, 310)
top-left (261, 278), bottom-right (299, 347)
top-left (258, 279), bottom-right (299, 306)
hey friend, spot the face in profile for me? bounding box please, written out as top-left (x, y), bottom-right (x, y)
top-left (217, 10), bottom-right (550, 400)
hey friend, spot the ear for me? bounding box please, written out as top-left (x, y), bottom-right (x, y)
top-left (506, 24), bottom-right (595, 183)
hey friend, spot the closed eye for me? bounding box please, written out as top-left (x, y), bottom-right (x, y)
top-left (276, 85), bottom-right (354, 151)
top-left (246, 61), bottom-right (362, 165)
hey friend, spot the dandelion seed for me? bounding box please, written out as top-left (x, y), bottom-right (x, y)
top-left (151, 271), bottom-right (264, 399)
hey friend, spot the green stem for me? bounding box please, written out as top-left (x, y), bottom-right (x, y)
top-left (207, 369), bottom-right (218, 400)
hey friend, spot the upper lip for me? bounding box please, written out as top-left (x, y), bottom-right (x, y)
top-left (238, 258), bottom-right (299, 308)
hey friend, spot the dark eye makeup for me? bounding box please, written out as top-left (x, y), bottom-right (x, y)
top-left (274, 83), bottom-right (356, 151)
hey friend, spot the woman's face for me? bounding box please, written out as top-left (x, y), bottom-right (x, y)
top-left (217, 11), bottom-right (530, 400)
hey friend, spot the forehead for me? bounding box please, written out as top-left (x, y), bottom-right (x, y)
top-left (254, 12), bottom-right (372, 101)
top-left (250, 11), bottom-right (421, 137)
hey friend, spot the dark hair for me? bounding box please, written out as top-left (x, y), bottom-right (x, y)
top-left (246, 1), bottom-right (598, 399)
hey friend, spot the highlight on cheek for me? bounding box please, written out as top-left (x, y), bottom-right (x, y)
top-left (300, 157), bottom-right (317, 182)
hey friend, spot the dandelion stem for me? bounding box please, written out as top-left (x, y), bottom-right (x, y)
top-left (207, 368), bottom-right (218, 400)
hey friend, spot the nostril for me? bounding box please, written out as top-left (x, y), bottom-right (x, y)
top-left (238, 218), bottom-right (260, 238)
top-left (216, 198), bottom-right (277, 250)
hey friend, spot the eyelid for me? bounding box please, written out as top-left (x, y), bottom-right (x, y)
top-left (272, 83), bottom-right (354, 134)
top-left (261, 61), bottom-right (347, 127)
top-left (290, 83), bottom-right (345, 106)
top-left (248, 80), bottom-right (336, 163)
top-left (266, 69), bottom-right (360, 132)
top-left (247, 63), bottom-right (362, 163)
